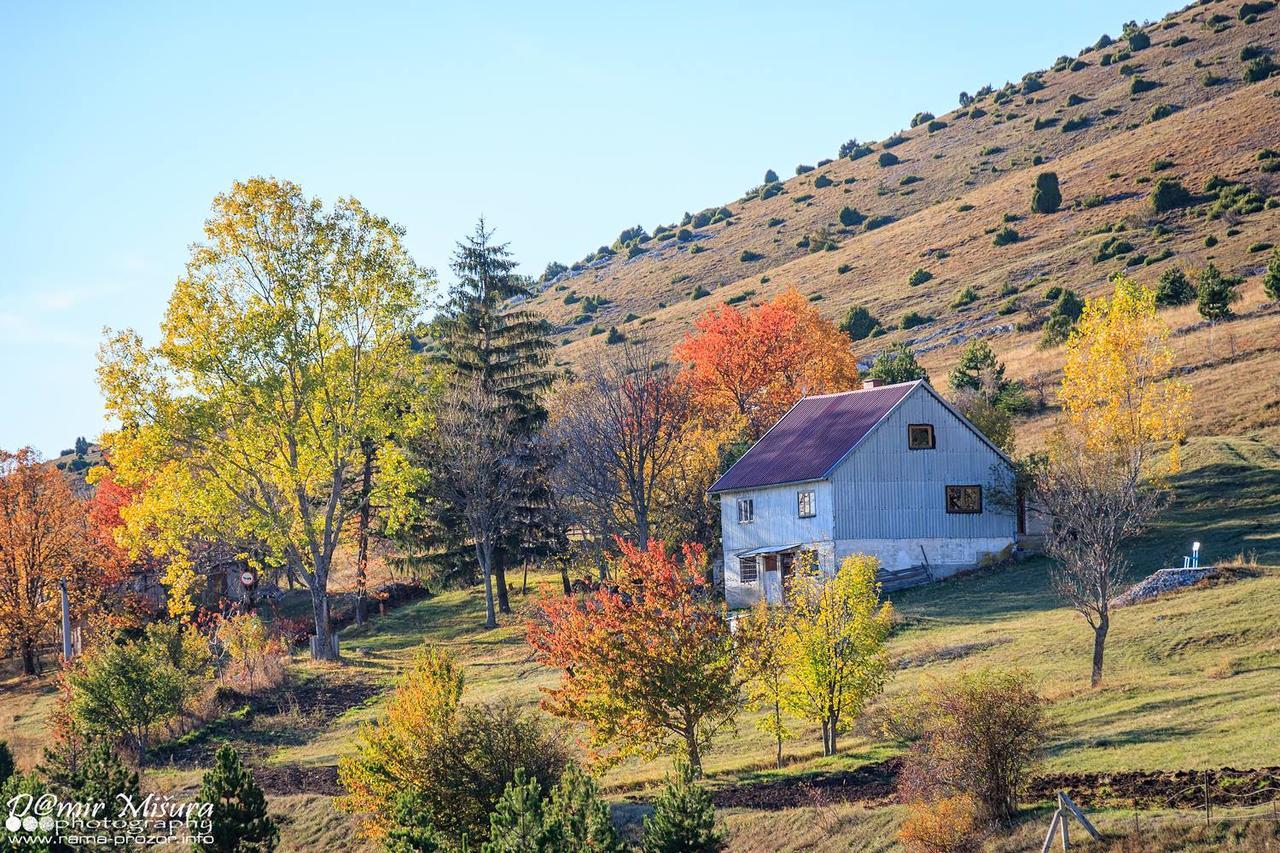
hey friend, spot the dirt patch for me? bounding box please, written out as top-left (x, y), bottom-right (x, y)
top-left (710, 759), bottom-right (901, 810)
top-left (255, 763), bottom-right (342, 797)
top-left (1029, 766), bottom-right (1280, 809)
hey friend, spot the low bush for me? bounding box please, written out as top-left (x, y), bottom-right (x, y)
top-left (1150, 177), bottom-right (1193, 212)
top-left (1244, 56), bottom-right (1278, 82)
top-left (865, 214), bottom-right (895, 231)
top-left (895, 668), bottom-right (1048, 824)
top-left (926, 119), bottom-right (948, 133)
top-left (1155, 267), bottom-right (1196, 305)
top-left (907, 268), bottom-right (933, 287)
top-left (838, 206), bottom-right (865, 227)
top-left (1130, 77), bottom-right (1159, 94)
top-left (901, 311), bottom-right (933, 330)
top-left (795, 164), bottom-right (815, 175)
top-left (814, 174), bottom-right (833, 189)
top-left (992, 226), bottom-right (1020, 246)
top-left (878, 151), bottom-right (900, 167)
top-left (951, 286), bottom-right (979, 308)
top-left (910, 111), bottom-right (935, 127)
top-left (739, 249), bottom-right (764, 263)
top-left (1149, 103), bottom-right (1178, 122)
top-left (898, 795), bottom-right (982, 853)
top-left (841, 305), bottom-right (883, 341)
top-left (1031, 172), bottom-right (1061, 214)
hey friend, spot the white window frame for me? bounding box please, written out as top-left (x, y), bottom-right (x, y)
top-left (737, 498), bottom-right (754, 524)
top-left (797, 489), bottom-right (816, 518)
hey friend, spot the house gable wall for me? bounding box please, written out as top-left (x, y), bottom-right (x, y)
top-left (719, 480), bottom-right (834, 609)
top-left (828, 385), bottom-right (1016, 541)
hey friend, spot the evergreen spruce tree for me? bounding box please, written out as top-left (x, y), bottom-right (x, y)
top-left (1196, 262), bottom-right (1238, 321)
top-left (426, 220), bottom-right (557, 614)
top-left (385, 791), bottom-right (444, 853)
top-left (545, 764), bottom-right (625, 852)
top-left (1154, 267), bottom-right (1196, 306)
top-left (641, 763), bottom-right (723, 853)
top-left (197, 744), bottom-right (278, 853)
top-left (0, 771), bottom-right (53, 853)
top-left (1264, 250), bottom-right (1280, 301)
top-left (42, 738), bottom-right (139, 815)
top-left (1031, 171), bottom-right (1062, 214)
top-left (480, 770), bottom-right (557, 853)
top-left (865, 343), bottom-right (929, 385)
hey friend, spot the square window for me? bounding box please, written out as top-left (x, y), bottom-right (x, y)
top-left (908, 423), bottom-right (936, 449)
top-left (945, 485), bottom-right (983, 514)
top-left (737, 498), bottom-right (754, 523)
top-left (797, 490), bottom-right (816, 518)
top-left (739, 556), bottom-right (758, 583)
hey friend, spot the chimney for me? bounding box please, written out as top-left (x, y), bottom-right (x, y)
top-left (862, 378), bottom-right (885, 390)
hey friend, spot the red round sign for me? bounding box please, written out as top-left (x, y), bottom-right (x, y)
top-left (240, 570), bottom-right (256, 587)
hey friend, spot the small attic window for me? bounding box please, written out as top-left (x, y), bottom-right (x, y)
top-left (908, 423), bottom-right (935, 450)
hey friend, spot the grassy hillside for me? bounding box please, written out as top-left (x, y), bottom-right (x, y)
top-left (2, 430), bottom-right (1277, 849)
top-left (530, 0), bottom-right (1280, 441)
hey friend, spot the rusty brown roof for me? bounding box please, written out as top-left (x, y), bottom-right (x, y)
top-left (708, 381), bottom-right (919, 493)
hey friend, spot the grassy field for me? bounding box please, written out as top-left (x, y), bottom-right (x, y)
top-left (2, 429), bottom-right (1277, 849)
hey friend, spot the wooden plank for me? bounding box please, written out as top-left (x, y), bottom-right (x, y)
top-left (1040, 810), bottom-right (1062, 853)
top-left (1060, 792), bottom-right (1102, 840)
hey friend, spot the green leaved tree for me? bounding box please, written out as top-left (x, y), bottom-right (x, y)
top-left (1196, 262), bottom-right (1239, 321)
top-left (197, 744), bottom-right (278, 853)
top-left (97, 177), bottom-right (430, 659)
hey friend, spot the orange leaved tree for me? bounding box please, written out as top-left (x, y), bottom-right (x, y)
top-left (673, 287), bottom-right (859, 438)
top-left (527, 539), bottom-right (739, 775)
top-left (0, 448), bottom-right (92, 675)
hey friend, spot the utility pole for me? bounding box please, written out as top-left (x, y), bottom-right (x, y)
top-left (59, 578), bottom-right (73, 662)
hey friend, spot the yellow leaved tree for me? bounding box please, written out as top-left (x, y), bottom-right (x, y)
top-left (782, 553), bottom-right (894, 756)
top-left (734, 599), bottom-right (793, 768)
top-left (1040, 273), bottom-right (1190, 687)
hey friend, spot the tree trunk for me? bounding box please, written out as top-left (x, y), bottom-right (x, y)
top-left (774, 700), bottom-right (784, 768)
top-left (310, 584), bottom-right (336, 661)
top-left (478, 541), bottom-right (497, 629)
top-left (820, 720), bottom-right (830, 756)
top-left (828, 719), bottom-right (838, 756)
top-left (493, 546), bottom-right (511, 614)
top-left (355, 440), bottom-right (375, 628)
top-left (21, 639), bottom-right (38, 676)
top-left (684, 727), bottom-right (702, 777)
top-left (560, 559), bottom-right (571, 596)
top-left (1091, 617), bottom-right (1109, 688)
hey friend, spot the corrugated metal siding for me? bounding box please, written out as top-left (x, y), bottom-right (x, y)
top-left (829, 385), bottom-right (1016, 540)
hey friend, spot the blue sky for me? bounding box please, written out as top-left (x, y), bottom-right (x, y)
top-left (0, 0), bottom-right (1173, 456)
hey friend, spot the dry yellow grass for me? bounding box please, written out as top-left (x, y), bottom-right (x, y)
top-left (532, 0), bottom-right (1280, 438)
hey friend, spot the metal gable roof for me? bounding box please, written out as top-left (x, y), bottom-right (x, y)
top-left (708, 381), bottom-right (919, 493)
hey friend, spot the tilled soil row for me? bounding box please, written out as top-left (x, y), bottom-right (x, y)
top-left (251, 760), bottom-right (1280, 813)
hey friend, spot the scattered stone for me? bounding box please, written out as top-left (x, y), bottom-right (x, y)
top-left (1111, 566), bottom-right (1217, 607)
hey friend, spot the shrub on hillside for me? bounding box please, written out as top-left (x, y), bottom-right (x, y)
top-left (642, 763), bottom-right (723, 853)
top-left (1150, 177), bottom-right (1193, 212)
top-left (992, 226), bottom-right (1020, 246)
top-left (910, 111), bottom-right (935, 127)
top-left (1244, 56), bottom-right (1278, 82)
top-left (895, 669), bottom-right (1049, 825)
top-left (838, 206), bottom-right (865, 227)
top-left (795, 164), bottom-right (815, 175)
top-left (1130, 77), bottom-right (1159, 94)
top-left (1031, 172), bottom-right (1061, 214)
top-left (951, 286), bottom-right (979, 308)
top-left (739, 250), bottom-right (764, 263)
top-left (1239, 1), bottom-right (1276, 19)
top-left (901, 311), bottom-right (933, 330)
top-left (898, 795), bottom-right (982, 853)
top-left (865, 214), bottom-right (895, 231)
top-left (883, 133), bottom-right (907, 148)
top-left (814, 174), bottom-right (833, 189)
top-left (1061, 114), bottom-right (1091, 132)
top-left (763, 168), bottom-right (779, 183)
top-left (1263, 250), bottom-right (1280, 300)
top-left (878, 151), bottom-right (900, 167)
top-left (926, 119), bottom-right (948, 133)
top-left (907, 268), bottom-right (933, 287)
top-left (1197, 262), bottom-right (1241, 321)
top-left (1149, 103), bottom-right (1179, 122)
top-left (840, 306), bottom-right (884, 341)
top-left (337, 646), bottom-right (571, 846)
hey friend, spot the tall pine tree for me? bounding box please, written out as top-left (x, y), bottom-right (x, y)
top-left (424, 220), bottom-right (557, 615)
top-left (42, 738), bottom-right (140, 816)
top-left (197, 744), bottom-right (278, 853)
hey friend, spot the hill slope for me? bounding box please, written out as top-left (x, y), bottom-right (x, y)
top-left (531, 0), bottom-right (1280, 440)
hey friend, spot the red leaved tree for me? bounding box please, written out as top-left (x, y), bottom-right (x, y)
top-left (526, 539), bottom-right (739, 775)
top-left (673, 287), bottom-right (860, 438)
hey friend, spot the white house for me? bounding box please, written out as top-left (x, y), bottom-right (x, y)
top-left (709, 379), bottom-right (1021, 609)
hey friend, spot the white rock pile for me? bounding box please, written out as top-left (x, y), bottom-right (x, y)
top-left (1111, 566), bottom-right (1217, 608)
